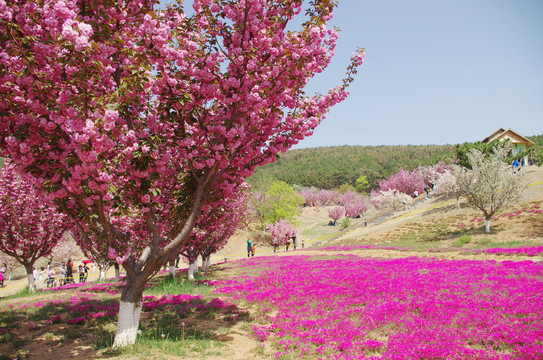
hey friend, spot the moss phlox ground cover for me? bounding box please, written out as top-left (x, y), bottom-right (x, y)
top-left (214, 255), bottom-right (543, 359)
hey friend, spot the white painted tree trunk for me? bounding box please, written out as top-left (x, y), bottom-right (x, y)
top-left (99, 270), bottom-right (106, 281)
top-left (168, 259), bottom-right (176, 278)
top-left (113, 300), bottom-right (143, 348)
top-left (187, 261), bottom-right (195, 281)
top-left (26, 270), bottom-right (36, 293)
top-left (115, 265), bottom-right (120, 281)
top-left (485, 220), bottom-right (491, 233)
top-left (193, 260), bottom-right (198, 275)
top-left (456, 199), bottom-right (460, 209)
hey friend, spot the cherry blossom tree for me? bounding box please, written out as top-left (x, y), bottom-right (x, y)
top-left (370, 189), bottom-right (412, 214)
top-left (70, 226), bottom-right (115, 281)
top-left (266, 219), bottom-right (295, 246)
top-left (327, 206), bottom-right (344, 225)
top-left (49, 234), bottom-right (82, 267)
top-left (378, 169), bottom-right (424, 197)
top-left (199, 190), bottom-right (247, 273)
top-left (345, 200), bottom-right (367, 218)
top-left (433, 170), bottom-right (461, 208)
top-left (178, 190), bottom-right (248, 281)
top-left (453, 147), bottom-right (525, 233)
top-left (417, 161), bottom-right (451, 186)
top-left (299, 188), bottom-right (319, 207)
top-left (0, 163), bottom-right (69, 292)
top-left (317, 189), bottom-right (336, 206)
top-left (340, 190), bottom-right (357, 206)
top-left (0, 0), bottom-right (363, 347)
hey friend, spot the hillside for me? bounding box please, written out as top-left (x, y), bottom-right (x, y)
top-left (217, 165), bottom-right (543, 261)
top-left (249, 134), bottom-right (543, 190)
top-left (248, 144), bottom-right (455, 190)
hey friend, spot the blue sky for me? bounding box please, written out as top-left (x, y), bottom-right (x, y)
top-left (176, 0), bottom-right (542, 148)
top-left (294, 0), bottom-right (543, 148)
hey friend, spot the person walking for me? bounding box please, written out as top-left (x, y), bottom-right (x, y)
top-left (46, 266), bottom-right (56, 288)
top-left (78, 265), bottom-right (85, 283)
top-left (247, 238), bottom-right (253, 258)
top-left (66, 259), bottom-right (74, 284)
top-left (38, 267), bottom-right (44, 289)
top-left (83, 264), bottom-right (89, 282)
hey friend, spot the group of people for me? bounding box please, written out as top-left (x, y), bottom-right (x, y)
top-left (271, 235), bottom-right (298, 253)
top-left (37, 259), bottom-right (89, 289)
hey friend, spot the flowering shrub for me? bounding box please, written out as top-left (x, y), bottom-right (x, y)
top-left (215, 255), bottom-right (543, 359)
top-left (465, 246), bottom-right (543, 257)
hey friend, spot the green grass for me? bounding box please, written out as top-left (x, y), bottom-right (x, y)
top-left (452, 235), bottom-right (472, 248)
top-left (145, 273), bottom-right (211, 296)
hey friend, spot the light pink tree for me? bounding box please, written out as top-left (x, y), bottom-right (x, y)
top-left (317, 190), bottom-right (336, 206)
top-left (378, 169), bottom-right (425, 197)
top-left (0, 0), bottom-right (363, 347)
top-left (418, 161), bottom-right (451, 186)
top-left (266, 219), bottom-right (295, 246)
top-left (299, 189), bottom-right (319, 207)
top-left (49, 234), bottom-right (82, 267)
top-left (433, 170), bottom-right (461, 208)
top-left (327, 206), bottom-right (344, 225)
top-left (0, 163), bottom-right (69, 292)
top-left (370, 189), bottom-right (412, 214)
top-left (340, 190), bottom-right (357, 206)
top-left (345, 201), bottom-right (367, 218)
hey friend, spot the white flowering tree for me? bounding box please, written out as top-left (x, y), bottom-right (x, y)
top-left (453, 147), bottom-right (526, 233)
top-left (370, 189), bottom-right (411, 214)
top-left (433, 171), bottom-right (462, 208)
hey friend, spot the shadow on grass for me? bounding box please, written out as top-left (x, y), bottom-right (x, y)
top-left (0, 274), bottom-right (251, 359)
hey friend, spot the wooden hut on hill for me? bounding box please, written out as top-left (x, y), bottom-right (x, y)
top-left (482, 128), bottom-right (534, 164)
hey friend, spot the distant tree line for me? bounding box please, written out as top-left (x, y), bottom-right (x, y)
top-left (248, 144), bottom-right (455, 191)
top-left (249, 134), bottom-right (542, 192)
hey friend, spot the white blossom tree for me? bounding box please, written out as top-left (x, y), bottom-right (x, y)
top-left (453, 147), bottom-right (526, 233)
top-left (370, 189), bottom-right (411, 214)
top-left (433, 171), bottom-right (462, 208)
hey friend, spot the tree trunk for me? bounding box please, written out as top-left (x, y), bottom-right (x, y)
top-left (205, 256), bottom-right (211, 271)
top-left (456, 198), bottom-right (460, 209)
top-left (114, 264), bottom-right (120, 281)
top-left (25, 264), bottom-right (36, 293)
top-left (99, 269), bottom-right (106, 282)
top-left (485, 219), bottom-right (491, 233)
top-left (187, 260), bottom-right (196, 281)
top-left (193, 260), bottom-right (198, 275)
top-left (201, 255), bottom-right (206, 272)
top-left (168, 259), bottom-right (176, 278)
top-left (113, 280), bottom-right (144, 348)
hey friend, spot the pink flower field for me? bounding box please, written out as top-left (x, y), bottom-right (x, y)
top-left (215, 255), bottom-right (543, 359)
